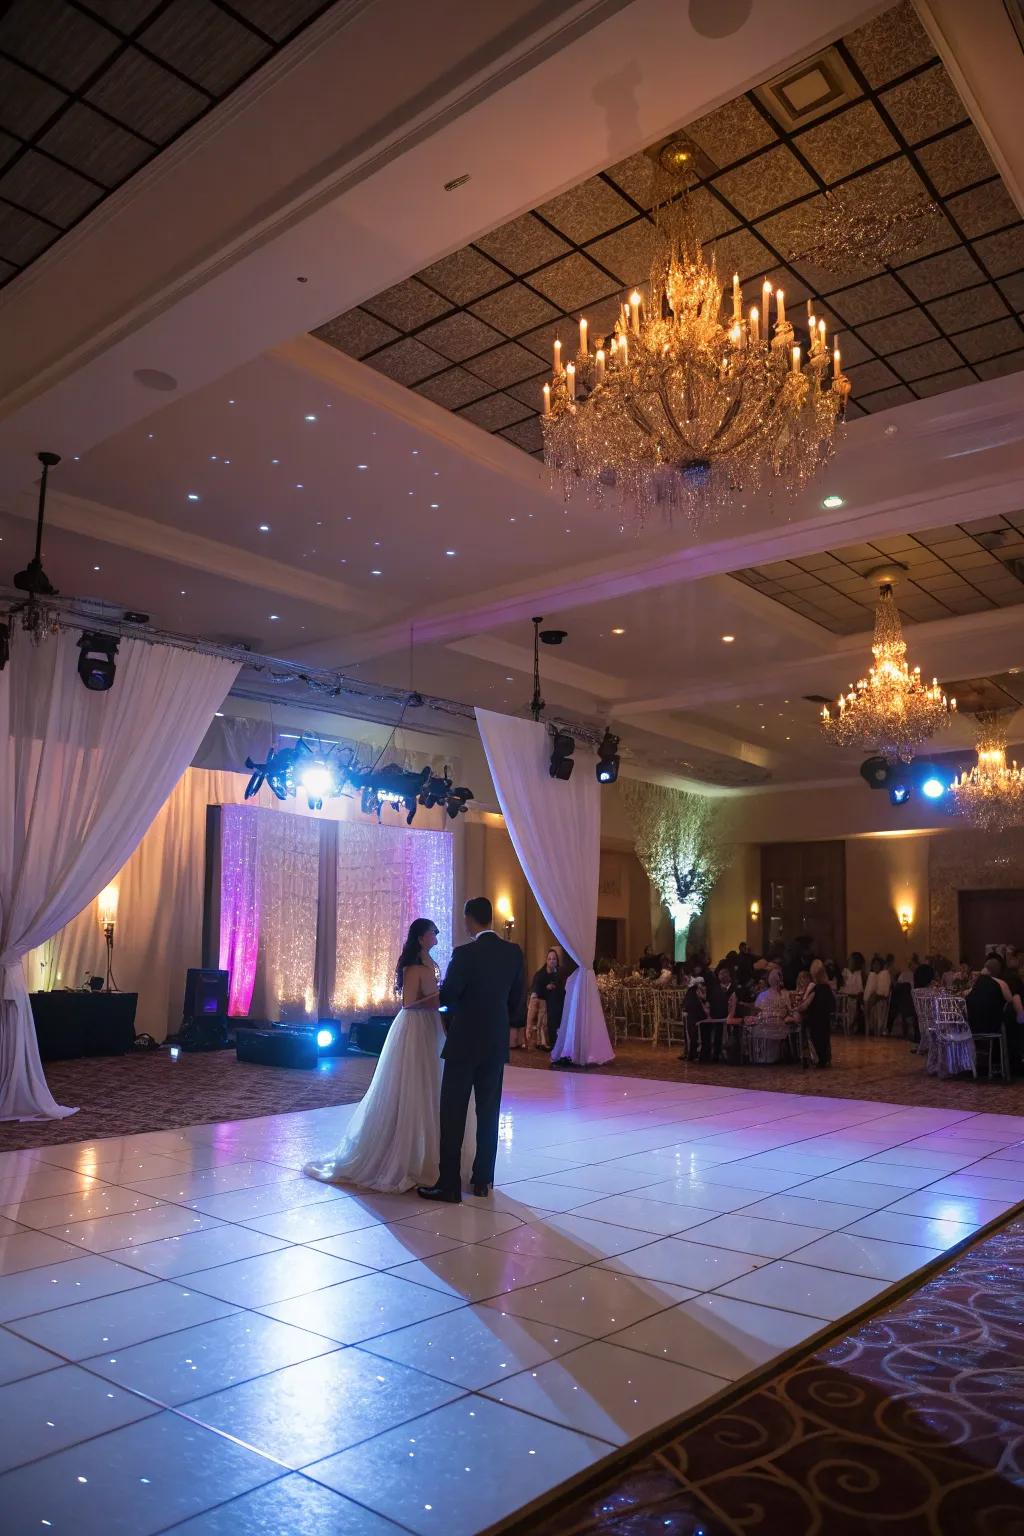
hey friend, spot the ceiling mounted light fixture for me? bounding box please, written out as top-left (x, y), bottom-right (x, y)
top-left (820, 580), bottom-right (956, 761)
top-left (950, 711), bottom-right (1024, 832)
top-left (540, 138), bottom-right (851, 526)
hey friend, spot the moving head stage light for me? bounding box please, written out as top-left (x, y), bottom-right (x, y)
top-left (244, 738), bottom-right (474, 823)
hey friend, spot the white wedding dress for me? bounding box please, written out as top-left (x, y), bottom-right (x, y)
top-left (306, 1004), bottom-right (476, 1194)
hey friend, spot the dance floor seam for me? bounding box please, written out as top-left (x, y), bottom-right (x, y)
top-left (0, 1069), bottom-right (1022, 1535)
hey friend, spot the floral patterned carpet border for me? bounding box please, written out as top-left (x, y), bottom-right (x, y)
top-left (525, 1218), bottom-right (1024, 1536)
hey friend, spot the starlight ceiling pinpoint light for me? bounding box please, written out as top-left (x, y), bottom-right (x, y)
top-left (820, 581), bottom-right (956, 761)
top-left (540, 140), bottom-right (851, 526)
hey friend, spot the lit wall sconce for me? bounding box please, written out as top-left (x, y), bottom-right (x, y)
top-left (749, 900), bottom-right (760, 919)
top-left (97, 884), bottom-right (119, 930)
top-left (495, 894), bottom-right (515, 941)
top-left (899, 909), bottom-right (912, 935)
top-left (96, 883), bottom-right (119, 991)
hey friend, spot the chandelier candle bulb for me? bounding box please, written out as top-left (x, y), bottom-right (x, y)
top-left (543, 382), bottom-right (551, 416)
top-left (833, 344), bottom-right (841, 378)
top-left (791, 344), bottom-right (801, 373)
top-left (553, 338), bottom-right (562, 374)
top-left (595, 347), bottom-right (606, 380)
top-left (732, 272), bottom-right (741, 319)
top-left (579, 317), bottom-right (588, 355)
top-left (775, 289), bottom-right (786, 328)
top-left (749, 305), bottom-right (759, 343)
top-left (762, 277), bottom-right (771, 319)
top-left (630, 290), bottom-right (642, 331)
top-left (566, 361), bottom-right (576, 399)
top-left (818, 319), bottom-right (827, 351)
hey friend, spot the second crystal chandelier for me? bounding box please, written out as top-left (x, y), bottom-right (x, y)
top-left (540, 139), bottom-right (852, 525)
top-left (820, 581), bottom-right (956, 762)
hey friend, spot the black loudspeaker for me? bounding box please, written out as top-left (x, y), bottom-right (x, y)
top-left (348, 1014), bottom-right (396, 1056)
top-left (183, 968), bottom-right (228, 1023)
top-left (236, 1026), bottom-right (317, 1070)
top-left (180, 1015), bottom-right (230, 1052)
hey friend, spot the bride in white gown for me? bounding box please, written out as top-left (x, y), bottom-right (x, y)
top-left (306, 918), bottom-right (475, 1194)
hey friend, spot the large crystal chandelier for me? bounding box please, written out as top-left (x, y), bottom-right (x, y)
top-left (820, 582), bottom-right (956, 761)
top-left (540, 141), bottom-right (851, 524)
top-left (950, 712), bottom-right (1024, 832)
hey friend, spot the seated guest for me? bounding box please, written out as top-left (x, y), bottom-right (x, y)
top-left (799, 958), bottom-right (834, 1067)
top-left (913, 959), bottom-right (936, 989)
top-left (653, 959), bottom-right (675, 988)
top-left (966, 959), bottom-right (1012, 1036)
top-left (682, 976), bottom-right (710, 1063)
top-left (753, 967), bottom-right (793, 1062)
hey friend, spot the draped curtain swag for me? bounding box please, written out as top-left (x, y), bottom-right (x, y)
top-left (0, 630), bottom-right (238, 1120)
top-left (475, 708), bottom-right (613, 1066)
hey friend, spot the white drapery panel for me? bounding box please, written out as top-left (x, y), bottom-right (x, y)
top-left (334, 821), bottom-right (453, 1014)
top-left (0, 630), bottom-right (238, 1121)
top-left (475, 708), bottom-right (613, 1065)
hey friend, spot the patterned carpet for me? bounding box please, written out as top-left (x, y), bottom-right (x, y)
top-left (515, 1034), bottom-right (1024, 1113)
top-left (0, 1047), bottom-right (374, 1151)
top-left (527, 1217), bottom-right (1024, 1536)
top-left (2, 1032), bottom-right (1020, 1152)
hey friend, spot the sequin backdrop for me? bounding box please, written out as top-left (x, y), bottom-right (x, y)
top-left (334, 820), bottom-right (453, 1013)
top-left (219, 806), bottom-right (452, 1018)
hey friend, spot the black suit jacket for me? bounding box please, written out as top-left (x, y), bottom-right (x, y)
top-left (440, 932), bottom-right (526, 1066)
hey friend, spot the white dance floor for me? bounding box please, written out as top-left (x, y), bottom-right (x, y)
top-left (0, 1069), bottom-right (1023, 1535)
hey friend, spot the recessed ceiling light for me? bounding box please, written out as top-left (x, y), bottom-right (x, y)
top-left (304, 414), bottom-right (317, 422)
top-left (721, 634), bottom-right (735, 643)
top-left (445, 549), bottom-right (456, 556)
top-left (611, 627), bottom-right (625, 636)
top-left (210, 455), bottom-right (218, 461)
top-left (822, 494), bottom-right (844, 508)
top-left (295, 483), bottom-right (303, 489)
top-left (93, 565), bottom-right (100, 571)
top-left (506, 675), bottom-right (514, 682)
top-left (186, 492), bottom-right (199, 501)
top-left (357, 463), bottom-right (368, 470)
top-left (269, 613), bottom-right (280, 620)
top-left (258, 523), bottom-right (270, 532)
top-left (228, 399), bottom-right (235, 405)
top-left (271, 458), bottom-right (280, 465)
top-left (430, 503), bottom-right (439, 509)
top-left (370, 569), bottom-right (382, 576)
top-left (180, 589), bottom-right (186, 596)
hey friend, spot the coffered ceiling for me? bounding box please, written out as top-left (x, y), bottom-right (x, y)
top-left (0, 0), bottom-right (333, 288)
top-left (316, 0), bottom-right (1024, 455)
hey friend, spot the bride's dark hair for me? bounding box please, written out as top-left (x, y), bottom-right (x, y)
top-left (395, 918), bottom-right (438, 993)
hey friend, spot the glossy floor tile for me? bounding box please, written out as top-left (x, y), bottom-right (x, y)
top-left (0, 1066), bottom-right (1019, 1535)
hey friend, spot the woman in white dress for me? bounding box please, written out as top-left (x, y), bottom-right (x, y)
top-left (306, 919), bottom-right (474, 1194)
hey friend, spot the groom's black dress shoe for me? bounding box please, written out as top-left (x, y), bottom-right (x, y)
top-left (471, 1182), bottom-right (491, 1197)
top-left (416, 1184), bottom-right (461, 1204)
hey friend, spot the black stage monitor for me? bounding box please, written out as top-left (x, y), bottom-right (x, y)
top-left (183, 967), bottom-right (228, 1023)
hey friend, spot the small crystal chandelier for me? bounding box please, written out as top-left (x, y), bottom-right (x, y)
top-left (820, 581), bottom-right (956, 761)
top-left (786, 186), bottom-right (938, 277)
top-left (950, 711), bottom-right (1024, 832)
top-left (540, 138), bottom-right (851, 525)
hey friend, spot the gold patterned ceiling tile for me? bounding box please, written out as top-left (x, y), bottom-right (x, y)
top-left (900, 247), bottom-right (985, 299)
top-left (916, 125), bottom-right (998, 196)
top-left (469, 285), bottom-right (559, 336)
top-left (892, 338), bottom-right (960, 379)
top-left (414, 368), bottom-right (492, 409)
top-left (712, 143), bottom-right (817, 220)
top-left (948, 182), bottom-right (1021, 240)
top-left (978, 351), bottom-right (1024, 380)
top-left (466, 341), bottom-right (545, 389)
top-left (361, 278), bottom-right (450, 330)
top-left (858, 308), bottom-right (939, 352)
top-left (686, 95), bottom-right (778, 164)
top-left (794, 100), bottom-right (897, 182)
top-left (913, 367), bottom-right (975, 397)
top-left (926, 286), bottom-right (1011, 332)
top-left (312, 309), bottom-right (398, 358)
top-left (844, 0), bottom-right (937, 86)
top-left (525, 251), bottom-right (618, 310)
top-left (974, 226), bottom-right (1024, 276)
top-left (957, 318), bottom-right (1024, 363)
top-left (457, 393), bottom-right (531, 431)
top-left (536, 176), bottom-right (635, 244)
top-left (418, 247), bottom-right (505, 304)
top-left (473, 213), bottom-right (571, 273)
top-left (585, 219), bottom-right (663, 286)
top-left (417, 311), bottom-right (503, 363)
top-left (366, 337), bottom-right (446, 386)
top-left (880, 63), bottom-right (967, 143)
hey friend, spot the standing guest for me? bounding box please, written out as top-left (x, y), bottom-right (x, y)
top-left (863, 955), bottom-right (892, 1034)
top-left (682, 976), bottom-right (710, 1063)
top-left (526, 948), bottom-right (564, 1050)
top-left (735, 942), bottom-right (756, 986)
top-left (913, 959), bottom-right (936, 989)
top-left (842, 951), bottom-right (867, 1031)
top-left (966, 959), bottom-right (1012, 1037)
top-left (800, 958), bottom-right (834, 1067)
top-left (702, 965), bottom-right (734, 1064)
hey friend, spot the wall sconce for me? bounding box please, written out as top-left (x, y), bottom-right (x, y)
top-left (495, 895), bottom-right (515, 941)
top-left (96, 883), bottom-right (119, 991)
top-left (899, 909), bottom-right (912, 936)
top-left (749, 900), bottom-right (760, 919)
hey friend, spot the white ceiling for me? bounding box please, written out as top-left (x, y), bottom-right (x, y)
top-left (3, 0), bottom-right (1024, 796)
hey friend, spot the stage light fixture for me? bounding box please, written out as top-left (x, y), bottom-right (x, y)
top-left (920, 770), bottom-right (946, 801)
top-left (549, 730), bottom-right (575, 780)
top-left (77, 632), bottom-right (119, 691)
top-left (316, 1026), bottom-right (336, 1049)
top-left (596, 729), bottom-right (620, 784)
top-left (859, 755), bottom-right (891, 790)
top-left (889, 782), bottom-right (911, 806)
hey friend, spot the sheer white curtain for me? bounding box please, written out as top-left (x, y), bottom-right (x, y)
top-left (475, 708), bottom-right (613, 1065)
top-left (252, 810), bottom-right (320, 1021)
top-left (0, 629), bottom-right (238, 1120)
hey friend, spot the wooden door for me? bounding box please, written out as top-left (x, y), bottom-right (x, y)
top-left (957, 889), bottom-right (1024, 964)
top-left (761, 841), bottom-right (846, 961)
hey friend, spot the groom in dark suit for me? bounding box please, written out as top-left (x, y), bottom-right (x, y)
top-left (418, 896), bottom-right (525, 1203)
